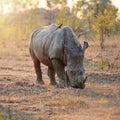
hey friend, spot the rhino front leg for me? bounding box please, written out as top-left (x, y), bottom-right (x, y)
top-left (51, 59), bottom-right (68, 88)
top-left (48, 67), bottom-right (57, 85)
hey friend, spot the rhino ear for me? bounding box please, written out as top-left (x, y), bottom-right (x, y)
top-left (82, 41), bottom-right (88, 52)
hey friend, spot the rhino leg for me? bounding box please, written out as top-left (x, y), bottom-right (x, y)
top-left (29, 48), bottom-right (44, 85)
top-left (34, 62), bottom-right (44, 85)
top-left (48, 67), bottom-right (57, 85)
top-left (51, 59), bottom-right (68, 88)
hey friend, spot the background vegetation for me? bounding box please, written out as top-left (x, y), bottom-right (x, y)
top-left (0, 1), bottom-right (120, 120)
top-left (0, 0), bottom-right (120, 69)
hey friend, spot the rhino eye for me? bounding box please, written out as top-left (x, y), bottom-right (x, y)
top-left (70, 71), bottom-right (75, 74)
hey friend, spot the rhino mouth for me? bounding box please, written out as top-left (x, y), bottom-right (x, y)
top-left (72, 83), bottom-right (85, 89)
top-left (72, 77), bottom-right (87, 89)
top-left (65, 71), bottom-right (87, 89)
top-left (72, 76), bottom-right (87, 89)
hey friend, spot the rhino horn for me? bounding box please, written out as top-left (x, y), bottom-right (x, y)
top-left (82, 41), bottom-right (88, 52)
top-left (83, 76), bottom-right (87, 84)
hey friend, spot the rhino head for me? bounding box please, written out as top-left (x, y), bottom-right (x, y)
top-left (65, 41), bottom-right (88, 89)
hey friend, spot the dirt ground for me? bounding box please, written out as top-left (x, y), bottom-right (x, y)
top-left (0, 41), bottom-right (120, 120)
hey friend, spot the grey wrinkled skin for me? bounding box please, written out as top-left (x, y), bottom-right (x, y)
top-left (29, 24), bottom-right (88, 89)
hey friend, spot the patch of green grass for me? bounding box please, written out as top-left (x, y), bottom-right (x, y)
top-left (96, 58), bottom-right (109, 70)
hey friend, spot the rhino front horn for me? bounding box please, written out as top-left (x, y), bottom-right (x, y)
top-left (83, 76), bottom-right (87, 84)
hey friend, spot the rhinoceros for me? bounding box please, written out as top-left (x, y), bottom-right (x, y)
top-left (29, 24), bottom-right (88, 89)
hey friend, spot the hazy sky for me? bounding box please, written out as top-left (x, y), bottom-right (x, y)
top-left (2, 0), bottom-right (120, 14)
top-left (67, 0), bottom-right (120, 10)
top-left (111, 0), bottom-right (120, 10)
top-left (40, 0), bottom-right (120, 11)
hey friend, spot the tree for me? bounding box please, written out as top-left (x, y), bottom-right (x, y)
top-left (90, 0), bottom-right (118, 49)
top-left (71, 0), bottom-right (118, 48)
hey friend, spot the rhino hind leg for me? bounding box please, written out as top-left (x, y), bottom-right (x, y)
top-left (51, 59), bottom-right (68, 88)
top-left (35, 62), bottom-right (44, 85)
top-left (29, 48), bottom-right (44, 85)
top-left (48, 67), bottom-right (57, 85)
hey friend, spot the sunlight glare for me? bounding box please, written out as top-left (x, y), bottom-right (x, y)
top-left (38, 0), bottom-right (48, 9)
top-left (111, 0), bottom-right (120, 10)
top-left (3, 3), bottom-right (12, 14)
top-left (1, 0), bottom-right (120, 14)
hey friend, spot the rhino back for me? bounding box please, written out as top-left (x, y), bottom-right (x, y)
top-left (30, 24), bottom-right (64, 66)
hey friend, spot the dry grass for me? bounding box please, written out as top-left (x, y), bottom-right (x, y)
top-left (83, 36), bottom-right (120, 72)
top-left (0, 35), bottom-right (120, 120)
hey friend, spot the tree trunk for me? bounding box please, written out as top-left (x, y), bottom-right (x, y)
top-left (88, 17), bottom-right (91, 29)
top-left (100, 27), bottom-right (104, 50)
